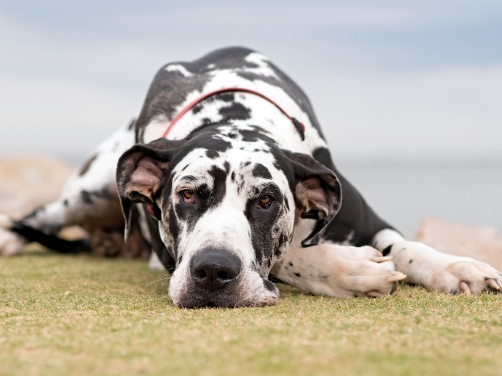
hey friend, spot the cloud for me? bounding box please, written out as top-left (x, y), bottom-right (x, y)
top-left (312, 65), bottom-right (502, 156)
top-left (0, 74), bottom-right (141, 155)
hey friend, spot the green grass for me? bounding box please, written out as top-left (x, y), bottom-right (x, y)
top-left (1, 246), bottom-right (502, 376)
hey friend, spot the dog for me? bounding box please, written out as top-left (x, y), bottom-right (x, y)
top-left (1, 47), bottom-right (501, 307)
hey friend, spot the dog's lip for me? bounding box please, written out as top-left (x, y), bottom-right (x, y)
top-left (172, 279), bottom-right (279, 308)
top-left (176, 295), bottom-right (279, 309)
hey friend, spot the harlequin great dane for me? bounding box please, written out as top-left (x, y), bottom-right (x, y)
top-left (1, 47), bottom-right (501, 307)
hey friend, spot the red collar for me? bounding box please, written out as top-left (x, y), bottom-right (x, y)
top-left (161, 87), bottom-right (305, 140)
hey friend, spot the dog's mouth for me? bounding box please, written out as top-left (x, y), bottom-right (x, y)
top-left (169, 274), bottom-right (280, 308)
top-left (175, 294), bottom-right (279, 309)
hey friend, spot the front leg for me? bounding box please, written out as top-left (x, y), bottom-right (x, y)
top-left (270, 244), bottom-right (406, 298)
top-left (372, 229), bottom-right (502, 294)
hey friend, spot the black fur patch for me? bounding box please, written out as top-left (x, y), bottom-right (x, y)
top-left (267, 274), bottom-right (284, 284)
top-left (382, 245), bottom-right (393, 257)
top-left (252, 163), bottom-right (272, 180)
top-left (79, 154), bottom-right (98, 176)
top-left (219, 102), bottom-right (251, 122)
top-left (263, 279), bottom-right (276, 292)
top-left (217, 93), bottom-right (235, 102)
top-left (244, 183), bottom-right (284, 265)
top-left (11, 222), bottom-right (90, 254)
top-left (311, 147), bottom-right (395, 247)
top-left (173, 165), bottom-right (228, 233)
top-left (81, 190), bottom-right (93, 204)
top-left (206, 149), bottom-right (219, 159)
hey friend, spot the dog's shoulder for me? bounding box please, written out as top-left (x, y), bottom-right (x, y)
top-left (135, 47), bottom-right (326, 144)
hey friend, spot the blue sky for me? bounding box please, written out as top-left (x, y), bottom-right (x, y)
top-left (1, 0), bottom-right (501, 163)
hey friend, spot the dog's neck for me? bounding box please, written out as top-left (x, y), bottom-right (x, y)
top-left (141, 91), bottom-right (319, 155)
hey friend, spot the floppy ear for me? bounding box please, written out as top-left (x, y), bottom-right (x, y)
top-left (116, 138), bottom-right (186, 240)
top-left (282, 150), bottom-right (342, 247)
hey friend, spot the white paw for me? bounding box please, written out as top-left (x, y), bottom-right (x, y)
top-left (341, 257), bottom-right (406, 298)
top-left (325, 245), bottom-right (406, 298)
top-left (430, 259), bottom-right (502, 295)
top-left (0, 227), bottom-right (25, 256)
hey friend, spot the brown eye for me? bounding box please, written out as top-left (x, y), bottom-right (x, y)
top-left (181, 190), bottom-right (195, 204)
top-left (258, 195), bottom-right (273, 209)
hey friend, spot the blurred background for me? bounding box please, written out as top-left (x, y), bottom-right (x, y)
top-left (1, 0), bottom-right (501, 237)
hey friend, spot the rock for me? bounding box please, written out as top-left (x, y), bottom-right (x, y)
top-left (58, 226), bottom-right (89, 240)
top-left (0, 155), bottom-right (75, 219)
top-left (415, 217), bottom-right (502, 271)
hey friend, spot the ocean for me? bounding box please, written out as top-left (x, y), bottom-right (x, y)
top-left (340, 167), bottom-right (502, 239)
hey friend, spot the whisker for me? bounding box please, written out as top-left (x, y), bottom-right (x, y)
top-left (145, 277), bottom-right (170, 288)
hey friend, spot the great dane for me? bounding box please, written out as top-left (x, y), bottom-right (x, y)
top-left (1, 47), bottom-right (501, 307)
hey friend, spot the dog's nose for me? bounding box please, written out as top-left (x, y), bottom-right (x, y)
top-left (190, 248), bottom-right (241, 291)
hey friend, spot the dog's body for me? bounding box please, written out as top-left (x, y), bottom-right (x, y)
top-left (1, 47), bottom-right (500, 306)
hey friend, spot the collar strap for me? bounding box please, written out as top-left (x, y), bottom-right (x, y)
top-left (161, 87), bottom-right (305, 140)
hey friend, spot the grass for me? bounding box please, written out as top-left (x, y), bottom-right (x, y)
top-left (1, 246), bottom-right (502, 376)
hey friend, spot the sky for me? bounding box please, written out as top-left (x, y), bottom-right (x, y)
top-left (1, 0), bottom-right (501, 165)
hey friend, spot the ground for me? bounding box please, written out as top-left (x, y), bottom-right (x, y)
top-left (1, 245), bottom-right (501, 376)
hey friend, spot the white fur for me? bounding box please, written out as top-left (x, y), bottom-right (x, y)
top-left (243, 53), bottom-right (280, 78)
top-left (148, 251), bottom-right (166, 271)
top-left (165, 64), bottom-right (194, 77)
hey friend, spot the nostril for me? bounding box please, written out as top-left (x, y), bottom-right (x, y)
top-left (195, 268), bottom-right (207, 279)
top-left (217, 270), bottom-right (229, 280)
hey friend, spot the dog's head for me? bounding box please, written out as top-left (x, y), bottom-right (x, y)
top-left (117, 124), bottom-right (341, 307)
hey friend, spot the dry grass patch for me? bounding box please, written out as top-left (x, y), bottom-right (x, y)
top-left (1, 245), bottom-right (502, 376)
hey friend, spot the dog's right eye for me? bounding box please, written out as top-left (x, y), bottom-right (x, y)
top-left (257, 195), bottom-right (273, 209)
top-left (181, 190), bottom-right (195, 204)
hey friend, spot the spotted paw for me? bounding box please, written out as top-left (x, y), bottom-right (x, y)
top-left (270, 244), bottom-right (406, 299)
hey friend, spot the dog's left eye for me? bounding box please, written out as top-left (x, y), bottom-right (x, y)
top-left (257, 195), bottom-right (273, 209)
top-left (181, 190), bottom-right (195, 204)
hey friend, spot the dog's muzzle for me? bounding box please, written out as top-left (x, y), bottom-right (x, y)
top-left (190, 248), bottom-right (241, 291)
top-left (169, 246), bottom-right (279, 308)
